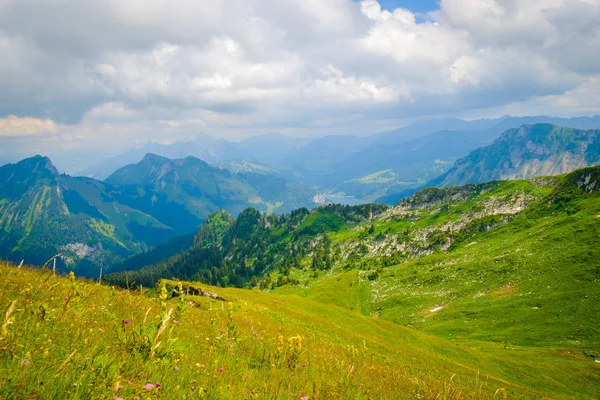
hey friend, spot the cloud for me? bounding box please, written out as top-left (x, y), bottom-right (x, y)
top-left (0, 0), bottom-right (599, 151)
top-left (0, 116), bottom-right (58, 137)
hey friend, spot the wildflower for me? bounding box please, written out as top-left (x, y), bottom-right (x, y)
top-left (113, 384), bottom-right (123, 391)
top-left (156, 382), bottom-right (161, 388)
top-left (114, 397), bottom-right (124, 400)
top-left (219, 367), bottom-right (224, 373)
top-left (123, 319), bottom-right (130, 324)
top-left (159, 284), bottom-right (168, 302)
top-left (144, 383), bottom-right (155, 390)
top-left (302, 363), bottom-right (306, 368)
top-left (175, 366), bottom-right (179, 371)
top-left (301, 397), bottom-right (309, 400)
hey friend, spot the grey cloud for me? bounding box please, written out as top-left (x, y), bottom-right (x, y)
top-left (0, 0), bottom-right (599, 149)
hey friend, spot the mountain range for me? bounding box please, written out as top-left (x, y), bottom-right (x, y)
top-left (0, 154), bottom-right (318, 275)
top-left (3, 123), bottom-right (600, 399)
top-left (378, 123), bottom-right (600, 204)
top-left (4, 121), bottom-right (600, 276)
top-left (75, 115), bottom-right (600, 202)
top-left (431, 124), bottom-right (600, 188)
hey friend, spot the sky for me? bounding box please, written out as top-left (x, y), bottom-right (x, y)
top-left (370, 0), bottom-right (439, 13)
top-left (1, 0), bottom-right (600, 160)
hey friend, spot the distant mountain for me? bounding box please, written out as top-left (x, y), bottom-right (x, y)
top-left (78, 133), bottom-right (307, 181)
top-left (328, 116), bottom-right (600, 200)
top-left (78, 135), bottom-right (238, 180)
top-left (73, 115), bottom-right (600, 202)
top-left (105, 154), bottom-right (318, 232)
top-left (369, 117), bottom-right (501, 146)
top-left (234, 133), bottom-right (309, 167)
top-left (430, 124), bottom-right (600, 188)
top-left (217, 159), bottom-right (281, 175)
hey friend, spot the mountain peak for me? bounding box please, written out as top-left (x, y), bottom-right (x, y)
top-left (15, 155), bottom-right (59, 176)
top-left (141, 153), bottom-right (170, 163)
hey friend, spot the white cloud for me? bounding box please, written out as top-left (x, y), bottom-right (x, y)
top-left (0, 0), bottom-right (599, 151)
top-left (0, 116), bottom-right (58, 137)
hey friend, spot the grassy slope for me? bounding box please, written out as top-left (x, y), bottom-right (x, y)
top-left (273, 175), bottom-right (600, 398)
top-left (3, 263), bottom-right (585, 400)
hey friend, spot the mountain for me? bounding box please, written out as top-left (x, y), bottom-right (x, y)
top-left (0, 156), bottom-right (171, 275)
top-left (0, 154), bottom-right (318, 275)
top-left (105, 154), bottom-right (318, 233)
top-left (324, 116), bottom-right (600, 201)
top-left (78, 133), bottom-right (306, 181)
top-left (431, 124), bottom-right (600, 188)
top-left (233, 133), bottom-right (309, 167)
top-left (107, 164), bottom-right (600, 291)
top-left (73, 115), bottom-right (600, 202)
top-left (78, 135), bottom-right (238, 180)
top-left (369, 117), bottom-right (501, 145)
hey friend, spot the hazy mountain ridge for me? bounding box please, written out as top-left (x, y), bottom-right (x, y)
top-left (106, 153), bottom-right (318, 231)
top-left (74, 115), bottom-right (600, 202)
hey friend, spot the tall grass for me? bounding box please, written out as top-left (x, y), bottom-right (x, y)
top-left (0, 262), bottom-right (515, 399)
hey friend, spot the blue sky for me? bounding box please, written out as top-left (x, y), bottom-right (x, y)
top-left (363, 0), bottom-right (439, 13)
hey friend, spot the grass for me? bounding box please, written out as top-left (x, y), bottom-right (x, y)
top-left (274, 181), bottom-right (600, 398)
top-left (1, 262), bottom-right (559, 399)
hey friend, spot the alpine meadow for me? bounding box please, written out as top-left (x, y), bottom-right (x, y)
top-left (1, 0), bottom-right (600, 399)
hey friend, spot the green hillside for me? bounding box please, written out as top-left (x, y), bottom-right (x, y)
top-left (0, 156), bottom-right (162, 275)
top-left (103, 166), bottom-right (600, 397)
top-left (3, 262), bottom-right (598, 399)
